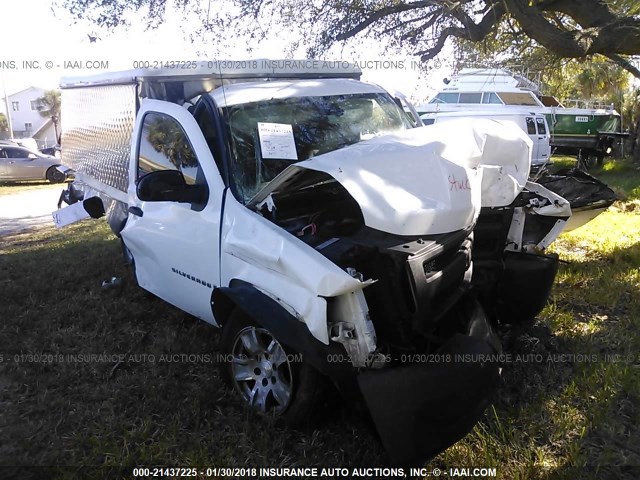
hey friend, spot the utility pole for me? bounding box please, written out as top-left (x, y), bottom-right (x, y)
top-left (1, 72), bottom-right (14, 139)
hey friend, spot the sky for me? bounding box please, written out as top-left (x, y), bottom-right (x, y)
top-left (0, 0), bottom-right (455, 115)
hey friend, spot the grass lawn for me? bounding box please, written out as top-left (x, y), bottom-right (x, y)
top-left (0, 159), bottom-right (638, 479)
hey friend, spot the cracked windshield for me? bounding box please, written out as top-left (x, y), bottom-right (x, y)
top-left (224, 92), bottom-right (411, 203)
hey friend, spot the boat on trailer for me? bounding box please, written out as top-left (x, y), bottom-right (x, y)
top-left (415, 68), bottom-right (624, 163)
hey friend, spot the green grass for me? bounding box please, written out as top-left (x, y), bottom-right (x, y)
top-left (597, 162), bottom-right (640, 202)
top-left (1, 159), bottom-right (639, 479)
top-left (0, 223), bottom-right (383, 479)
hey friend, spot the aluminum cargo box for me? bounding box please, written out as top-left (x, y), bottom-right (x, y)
top-left (60, 83), bottom-right (137, 201)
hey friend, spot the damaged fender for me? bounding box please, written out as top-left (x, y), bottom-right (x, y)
top-left (215, 283), bottom-right (501, 466)
top-left (220, 198), bottom-right (373, 345)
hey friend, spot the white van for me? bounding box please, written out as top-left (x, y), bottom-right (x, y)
top-left (421, 111), bottom-right (552, 165)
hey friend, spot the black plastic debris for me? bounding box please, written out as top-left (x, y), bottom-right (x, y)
top-left (101, 277), bottom-right (123, 292)
top-left (536, 168), bottom-right (617, 210)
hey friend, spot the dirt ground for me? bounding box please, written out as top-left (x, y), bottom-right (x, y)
top-left (0, 186), bottom-right (63, 236)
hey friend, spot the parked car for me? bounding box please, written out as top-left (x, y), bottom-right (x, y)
top-left (0, 144), bottom-right (69, 183)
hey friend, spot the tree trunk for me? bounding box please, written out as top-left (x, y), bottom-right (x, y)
top-left (632, 118), bottom-right (640, 164)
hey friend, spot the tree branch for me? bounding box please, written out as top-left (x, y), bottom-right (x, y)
top-left (538, 0), bottom-right (617, 28)
top-left (395, 10), bottom-right (444, 40)
top-left (504, 0), bottom-right (587, 57)
top-left (417, 26), bottom-right (465, 60)
top-left (333, 1), bottom-right (439, 41)
top-left (411, 2), bottom-right (505, 61)
top-left (605, 53), bottom-right (640, 79)
top-left (505, 0), bottom-right (640, 58)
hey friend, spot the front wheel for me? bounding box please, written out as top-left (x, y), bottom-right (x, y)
top-left (219, 309), bottom-right (323, 425)
top-left (46, 166), bottom-right (65, 183)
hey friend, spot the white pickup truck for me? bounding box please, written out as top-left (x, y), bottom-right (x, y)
top-left (55, 61), bottom-right (570, 465)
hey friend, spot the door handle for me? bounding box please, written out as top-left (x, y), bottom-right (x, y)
top-left (128, 206), bottom-right (143, 217)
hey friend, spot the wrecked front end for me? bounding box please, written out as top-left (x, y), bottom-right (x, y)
top-left (222, 125), bottom-right (515, 465)
top-left (222, 198), bottom-right (502, 465)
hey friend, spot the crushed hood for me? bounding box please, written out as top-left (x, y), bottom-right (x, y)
top-left (251, 119), bottom-right (533, 236)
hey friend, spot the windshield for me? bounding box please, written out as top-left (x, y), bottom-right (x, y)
top-left (224, 92), bottom-right (411, 203)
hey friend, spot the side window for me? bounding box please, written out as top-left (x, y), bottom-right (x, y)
top-left (525, 117), bottom-right (537, 135)
top-left (0, 149), bottom-right (6, 159)
top-left (430, 93), bottom-right (459, 104)
top-left (536, 118), bottom-right (547, 134)
top-left (5, 148), bottom-right (30, 159)
top-left (459, 93), bottom-right (482, 104)
top-left (137, 112), bottom-right (202, 185)
top-left (482, 93), bottom-right (502, 104)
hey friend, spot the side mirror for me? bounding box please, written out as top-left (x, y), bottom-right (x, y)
top-left (137, 170), bottom-right (208, 204)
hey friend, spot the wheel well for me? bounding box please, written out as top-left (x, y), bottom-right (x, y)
top-left (211, 285), bottom-right (238, 329)
top-left (211, 279), bottom-right (302, 337)
top-left (45, 165), bottom-right (65, 182)
top-left (211, 280), bottom-right (359, 395)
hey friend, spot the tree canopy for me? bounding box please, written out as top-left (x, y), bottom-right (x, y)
top-left (58, 0), bottom-right (640, 77)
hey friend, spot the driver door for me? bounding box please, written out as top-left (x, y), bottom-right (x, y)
top-left (3, 147), bottom-right (39, 180)
top-left (121, 100), bottom-right (226, 324)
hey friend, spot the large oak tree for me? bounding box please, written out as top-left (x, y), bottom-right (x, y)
top-left (58, 0), bottom-right (640, 159)
top-left (59, 0), bottom-right (640, 77)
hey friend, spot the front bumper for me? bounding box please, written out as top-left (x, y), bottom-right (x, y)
top-left (357, 303), bottom-right (501, 466)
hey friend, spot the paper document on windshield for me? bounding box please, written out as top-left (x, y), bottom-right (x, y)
top-left (258, 122), bottom-right (298, 160)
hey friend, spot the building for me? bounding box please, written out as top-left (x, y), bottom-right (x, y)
top-left (2, 86), bottom-right (59, 148)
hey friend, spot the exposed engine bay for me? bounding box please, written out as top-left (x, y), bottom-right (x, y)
top-left (252, 158), bottom-right (568, 371)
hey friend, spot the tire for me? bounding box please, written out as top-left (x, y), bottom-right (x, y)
top-left (219, 309), bottom-right (323, 425)
top-left (46, 166), bottom-right (65, 183)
